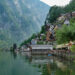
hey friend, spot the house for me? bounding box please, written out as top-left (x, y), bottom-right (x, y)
top-left (45, 23), bottom-right (50, 31)
top-left (46, 31), bottom-right (52, 41)
top-left (21, 45), bottom-right (30, 52)
top-left (46, 25), bottom-right (57, 41)
top-left (63, 11), bottom-right (75, 25)
top-left (31, 39), bottom-right (37, 45)
top-left (57, 14), bottom-right (65, 21)
top-left (58, 11), bottom-right (75, 22)
top-left (65, 12), bottom-right (75, 19)
top-left (30, 45), bottom-right (53, 54)
top-left (64, 19), bottom-right (70, 25)
top-left (49, 25), bottom-right (54, 31)
top-left (38, 33), bottom-right (46, 41)
top-left (65, 13), bottom-right (72, 19)
top-left (72, 11), bottom-right (75, 17)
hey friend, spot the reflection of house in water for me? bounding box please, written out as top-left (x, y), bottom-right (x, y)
top-left (31, 55), bottom-right (54, 64)
top-left (20, 52), bottom-right (54, 64)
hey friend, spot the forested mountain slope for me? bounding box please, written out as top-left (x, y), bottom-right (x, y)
top-left (45, 0), bottom-right (75, 23)
top-left (0, 0), bottom-right (49, 49)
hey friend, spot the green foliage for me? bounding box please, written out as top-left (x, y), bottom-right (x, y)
top-left (56, 23), bottom-right (75, 44)
top-left (42, 64), bottom-right (50, 75)
top-left (37, 41), bottom-right (44, 45)
top-left (42, 35), bottom-right (46, 41)
top-left (48, 6), bottom-right (63, 23)
top-left (70, 45), bottom-right (75, 52)
top-left (20, 25), bottom-right (47, 46)
top-left (20, 34), bottom-right (37, 46)
top-left (64, 0), bottom-right (75, 13)
top-left (53, 46), bottom-right (56, 50)
top-left (40, 25), bottom-right (46, 34)
top-left (70, 17), bottom-right (75, 24)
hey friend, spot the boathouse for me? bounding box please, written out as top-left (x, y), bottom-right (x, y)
top-left (30, 45), bottom-right (53, 55)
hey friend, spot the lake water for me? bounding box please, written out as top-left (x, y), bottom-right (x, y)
top-left (0, 51), bottom-right (75, 75)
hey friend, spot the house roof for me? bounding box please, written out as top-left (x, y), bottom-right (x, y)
top-left (31, 45), bottom-right (53, 50)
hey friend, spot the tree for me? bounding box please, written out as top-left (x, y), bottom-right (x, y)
top-left (56, 23), bottom-right (75, 44)
top-left (45, 0), bottom-right (75, 24)
top-left (40, 25), bottom-right (46, 34)
top-left (47, 6), bottom-right (64, 23)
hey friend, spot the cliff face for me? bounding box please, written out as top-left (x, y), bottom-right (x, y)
top-left (0, 0), bottom-right (49, 49)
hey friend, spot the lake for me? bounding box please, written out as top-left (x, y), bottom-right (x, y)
top-left (0, 51), bottom-right (75, 75)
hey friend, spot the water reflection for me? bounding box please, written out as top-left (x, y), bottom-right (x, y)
top-left (11, 51), bottom-right (17, 59)
top-left (0, 51), bottom-right (75, 75)
top-left (20, 52), bottom-right (75, 75)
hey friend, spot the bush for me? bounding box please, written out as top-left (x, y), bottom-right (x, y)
top-left (70, 45), bottom-right (75, 52)
top-left (40, 25), bottom-right (46, 34)
top-left (37, 41), bottom-right (44, 45)
top-left (42, 35), bottom-right (46, 41)
top-left (56, 23), bottom-right (75, 44)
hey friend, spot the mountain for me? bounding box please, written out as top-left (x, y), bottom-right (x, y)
top-left (0, 0), bottom-right (49, 49)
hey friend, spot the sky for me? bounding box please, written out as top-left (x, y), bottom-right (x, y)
top-left (40, 0), bottom-right (71, 6)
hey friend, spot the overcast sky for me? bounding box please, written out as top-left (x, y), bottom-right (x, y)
top-left (40, 0), bottom-right (71, 6)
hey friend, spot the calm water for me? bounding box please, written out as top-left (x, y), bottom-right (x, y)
top-left (0, 51), bottom-right (75, 75)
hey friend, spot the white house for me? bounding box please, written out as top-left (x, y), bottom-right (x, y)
top-left (64, 19), bottom-right (70, 25)
top-left (31, 45), bottom-right (53, 50)
top-left (31, 39), bottom-right (37, 45)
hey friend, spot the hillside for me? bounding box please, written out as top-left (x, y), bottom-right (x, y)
top-left (0, 0), bottom-right (49, 49)
top-left (20, 0), bottom-right (75, 47)
top-left (44, 0), bottom-right (75, 44)
top-left (45, 0), bottom-right (75, 23)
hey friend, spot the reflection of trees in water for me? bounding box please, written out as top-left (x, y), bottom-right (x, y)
top-left (11, 51), bottom-right (17, 59)
top-left (42, 64), bottom-right (51, 75)
top-left (13, 51), bottom-right (17, 59)
top-left (19, 52), bottom-right (32, 64)
top-left (10, 43), bottom-right (17, 59)
top-left (34, 60), bottom-right (75, 75)
top-left (19, 53), bottom-right (75, 75)
top-left (41, 63), bottom-right (57, 75)
top-left (25, 55), bottom-right (32, 63)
